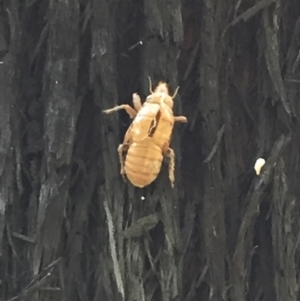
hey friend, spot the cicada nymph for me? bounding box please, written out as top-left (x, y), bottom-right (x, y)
top-left (103, 78), bottom-right (187, 188)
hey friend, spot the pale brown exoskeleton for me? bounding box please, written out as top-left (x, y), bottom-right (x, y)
top-left (103, 77), bottom-right (187, 188)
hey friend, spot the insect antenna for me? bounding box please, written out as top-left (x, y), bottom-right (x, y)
top-left (171, 86), bottom-right (180, 99)
top-left (148, 76), bottom-right (154, 93)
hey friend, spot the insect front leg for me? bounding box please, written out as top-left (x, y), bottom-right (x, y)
top-left (174, 116), bottom-right (187, 123)
top-left (132, 93), bottom-right (143, 112)
top-left (103, 104), bottom-right (137, 119)
top-left (163, 146), bottom-right (175, 188)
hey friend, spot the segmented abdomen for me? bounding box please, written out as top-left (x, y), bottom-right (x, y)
top-left (124, 139), bottom-right (163, 188)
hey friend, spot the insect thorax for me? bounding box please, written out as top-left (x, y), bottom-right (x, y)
top-left (146, 92), bottom-right (174, 109)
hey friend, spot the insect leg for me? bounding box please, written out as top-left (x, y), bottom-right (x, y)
top-left (164, 147), bottom-right (175, 188)
top-left (117, 144), bottom-right (127, 181)
top-left (103, 104), bottom-right (137, 119)
top-left (123, 124), bottom-right (133, 144)
top-left (148, 76), bottom-right (154, 93)
top-left (132, 93), bottom-right (142, 112)
top-left (174, 116), bottom-right (187, 123)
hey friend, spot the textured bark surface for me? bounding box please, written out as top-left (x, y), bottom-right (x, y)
top-left (1, 0), bottom-right (300, 300)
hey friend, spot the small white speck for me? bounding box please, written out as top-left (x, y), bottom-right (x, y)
top-left (139, 41), bottom-right (143, 45)
top-left (55, 81), bottom-right (58, 84)
top-left (141, 196), bottom-right (145, 200)
top-left (254, 158), bottom-right (266, 175)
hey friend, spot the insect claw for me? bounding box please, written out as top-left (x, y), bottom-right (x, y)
top-left (102, 107), bottom-right (120, 114)
top-left (121, 173), bottom-right (126, 182)
top-left (174, 116), bottom-right (187, 123)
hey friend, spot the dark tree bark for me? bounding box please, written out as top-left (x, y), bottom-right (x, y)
top-left (1, 0), bottom-right (300, 301)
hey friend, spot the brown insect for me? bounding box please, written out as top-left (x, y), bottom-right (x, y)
top-left (103, 78), bottom-right (187, 188)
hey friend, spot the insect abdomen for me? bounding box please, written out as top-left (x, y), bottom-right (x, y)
top-left (125, 140), bottom-right (163, 188)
